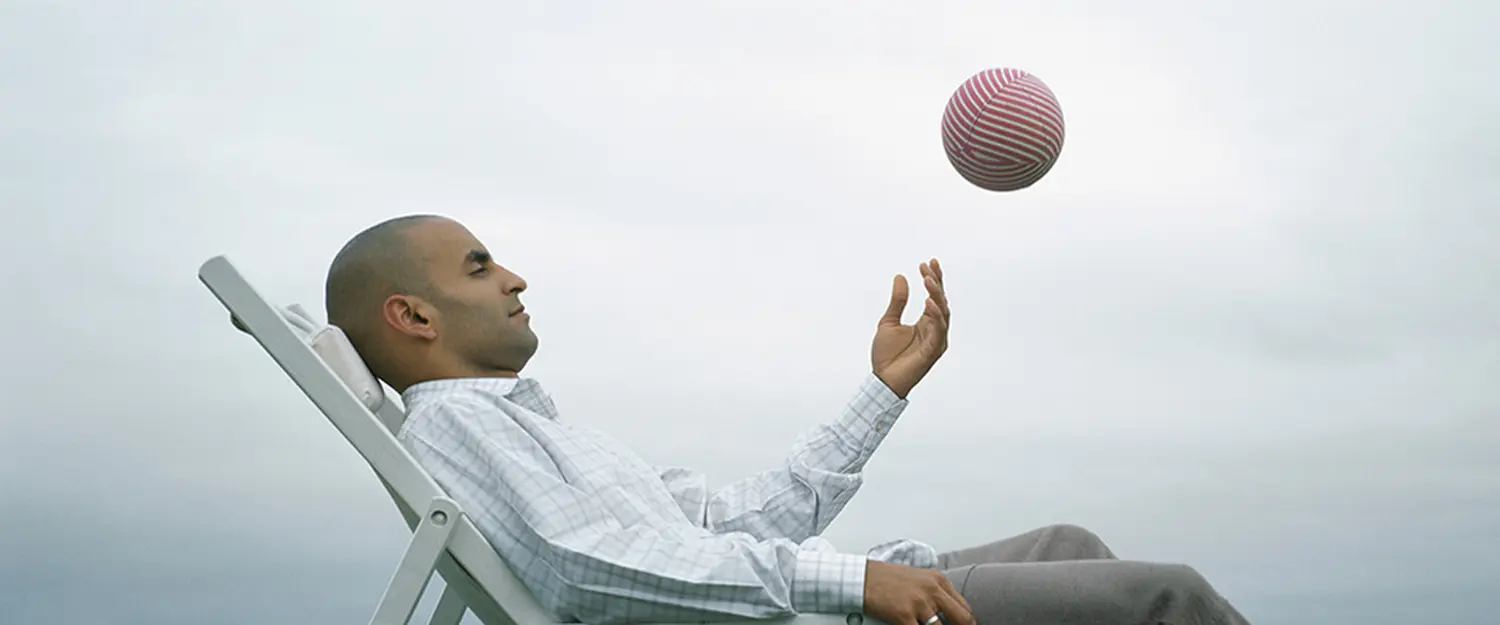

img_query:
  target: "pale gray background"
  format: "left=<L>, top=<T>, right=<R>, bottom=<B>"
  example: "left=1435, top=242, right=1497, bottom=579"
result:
left=2, top=1, right=1497, bottom=624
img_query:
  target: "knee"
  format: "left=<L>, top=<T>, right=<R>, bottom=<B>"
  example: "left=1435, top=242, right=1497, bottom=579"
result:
left=1041, top=523, right=1112, bottom=555
left=1147, top=563, right=1213, bottom=597
left=1112, top=564, right=1222, bottom=621
left=1045, top=523, right=1103, bottom=544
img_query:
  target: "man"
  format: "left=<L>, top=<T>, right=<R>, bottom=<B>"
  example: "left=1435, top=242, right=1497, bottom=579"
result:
left=324, top=215, right=1251, bottom=625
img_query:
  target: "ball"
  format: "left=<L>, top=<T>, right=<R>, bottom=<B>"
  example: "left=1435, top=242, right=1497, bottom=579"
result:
left=941, top=68, right=1065, bottom=192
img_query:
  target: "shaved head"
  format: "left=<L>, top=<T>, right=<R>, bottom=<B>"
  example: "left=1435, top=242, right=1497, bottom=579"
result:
left=324, top=215, right=444, bottom=374
left=323, top=214, right=537, bottom=390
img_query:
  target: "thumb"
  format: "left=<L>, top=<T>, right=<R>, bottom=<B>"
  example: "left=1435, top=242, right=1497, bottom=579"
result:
left=880, top=275, right=908, bottom=325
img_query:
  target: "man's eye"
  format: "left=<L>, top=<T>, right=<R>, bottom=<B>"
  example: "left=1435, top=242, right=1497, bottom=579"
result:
left=471, top=266, right=489, bottom=275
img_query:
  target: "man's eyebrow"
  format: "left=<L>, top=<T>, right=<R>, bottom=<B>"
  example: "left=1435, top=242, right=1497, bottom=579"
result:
left=465, top=249, right=492, bottom=266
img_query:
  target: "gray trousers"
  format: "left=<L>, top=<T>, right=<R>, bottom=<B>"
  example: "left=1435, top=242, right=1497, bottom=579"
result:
left=935, top=524, right=1250, bottom=625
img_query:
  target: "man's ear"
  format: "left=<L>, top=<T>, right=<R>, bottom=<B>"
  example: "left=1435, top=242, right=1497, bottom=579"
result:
left=382, top=294, right=439, bottom=340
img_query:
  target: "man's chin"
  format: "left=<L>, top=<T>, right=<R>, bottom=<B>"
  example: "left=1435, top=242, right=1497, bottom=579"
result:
left=507, top=337, right=540, bottom=371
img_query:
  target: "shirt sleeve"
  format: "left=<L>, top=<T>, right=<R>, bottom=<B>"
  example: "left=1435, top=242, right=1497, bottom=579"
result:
left=401, top=398, right=869, bottom=624
left=657, top=374, right=907, bottom=543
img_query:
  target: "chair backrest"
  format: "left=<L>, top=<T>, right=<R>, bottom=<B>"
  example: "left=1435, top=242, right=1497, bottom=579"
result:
left=237, top=301, right=406, bottom=433
left=198, top=255, right=554, bottom=625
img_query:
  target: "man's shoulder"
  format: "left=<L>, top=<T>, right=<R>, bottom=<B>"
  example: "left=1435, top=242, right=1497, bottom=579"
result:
left=398, top=389, right=495, bottom=439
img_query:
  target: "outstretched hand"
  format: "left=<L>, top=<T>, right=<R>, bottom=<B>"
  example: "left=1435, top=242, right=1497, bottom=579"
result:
left=871, top=258, right=950, bottom=398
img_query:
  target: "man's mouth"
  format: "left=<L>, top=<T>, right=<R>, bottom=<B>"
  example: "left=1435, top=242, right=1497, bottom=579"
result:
left=509, top=305, right=526, bottom=317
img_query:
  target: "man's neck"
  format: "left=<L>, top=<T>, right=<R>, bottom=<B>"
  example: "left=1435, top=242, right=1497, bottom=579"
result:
left=392, top=366, right=519, bottom=394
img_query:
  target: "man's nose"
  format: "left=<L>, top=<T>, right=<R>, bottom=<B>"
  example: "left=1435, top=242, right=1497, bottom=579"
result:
left=503, top=271, right=528, bottom=294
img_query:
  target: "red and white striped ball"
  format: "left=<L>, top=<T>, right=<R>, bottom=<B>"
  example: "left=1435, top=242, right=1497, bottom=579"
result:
left=941, top=68, right=1065, bottom=192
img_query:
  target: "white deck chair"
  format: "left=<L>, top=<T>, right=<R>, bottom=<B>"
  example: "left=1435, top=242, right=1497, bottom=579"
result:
left=197, top=255, right=876, bottom=625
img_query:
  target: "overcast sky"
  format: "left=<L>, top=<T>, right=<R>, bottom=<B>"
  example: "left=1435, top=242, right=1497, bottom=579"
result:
left=2, top=1, right=1497, bottom=624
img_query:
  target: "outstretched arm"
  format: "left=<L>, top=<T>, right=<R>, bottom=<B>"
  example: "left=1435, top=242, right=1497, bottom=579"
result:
left=656, top=374, right=907, bottom=542
left=402, top=399, right=868, bottom=624
left=661, top=258, right=951, bottom=542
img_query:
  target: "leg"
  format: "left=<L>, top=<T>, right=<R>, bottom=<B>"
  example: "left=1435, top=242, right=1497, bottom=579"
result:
left=937, top=524, right=1118, bottom=569
left=943, top=560, right=1251, bottom=625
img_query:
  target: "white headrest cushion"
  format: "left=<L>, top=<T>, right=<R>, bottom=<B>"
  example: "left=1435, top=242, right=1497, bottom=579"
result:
left=233, top=304, right=387, bottom=413
left=307, top=324, right=387, bottom=413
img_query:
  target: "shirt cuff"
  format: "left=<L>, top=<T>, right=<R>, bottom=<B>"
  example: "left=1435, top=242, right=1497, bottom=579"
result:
left=840, top=373, right=908, bottom=450
left=861, top=373, right=907, bottom=409
left=792, top=550, right=867, bottom=614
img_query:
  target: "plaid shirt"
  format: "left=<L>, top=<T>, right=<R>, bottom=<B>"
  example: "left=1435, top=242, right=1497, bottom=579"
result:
left=398, top=374, right=938, bottom=624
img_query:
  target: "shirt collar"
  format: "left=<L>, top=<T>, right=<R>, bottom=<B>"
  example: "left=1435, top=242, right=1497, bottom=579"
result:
left=401, top=376, right=559, bottom=420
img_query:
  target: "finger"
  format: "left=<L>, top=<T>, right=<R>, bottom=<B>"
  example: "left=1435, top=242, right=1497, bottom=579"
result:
left=925, top=275, right=949, bottom=318
left=931, top=257, right=944, bottom=284
left=920, top=306, right=949, bottom=349
left=920, top=297, right=949, bottom=334
left=937, top=589, right=973, bottom=625
left=880, top=274, right=909, bottom=325
left=924, top=297, right=944, bottom=324
left=932, top=585, right=974, bottom=625
left=903, top=599, right=934, bottom=625
left=923, top=287, right=949, bottom=330
left=938, top=575, right=973, bottom=618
